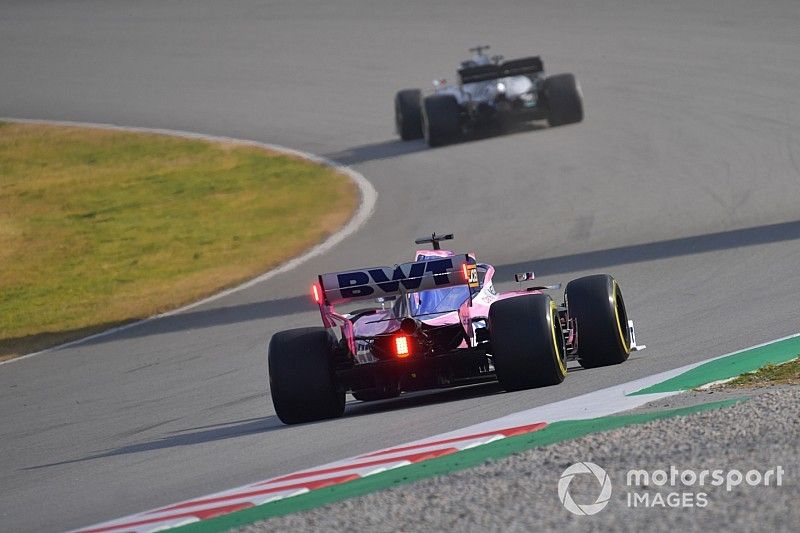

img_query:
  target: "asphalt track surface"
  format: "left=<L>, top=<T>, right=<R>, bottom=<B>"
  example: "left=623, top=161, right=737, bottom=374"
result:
left=1, top=1, right=799, bottom=531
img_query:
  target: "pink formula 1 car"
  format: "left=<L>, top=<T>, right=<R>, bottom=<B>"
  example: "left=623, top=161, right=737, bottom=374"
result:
left=268, top=233, right=644, bottom=424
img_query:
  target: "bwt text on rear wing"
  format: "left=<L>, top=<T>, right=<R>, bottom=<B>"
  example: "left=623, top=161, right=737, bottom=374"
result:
left=315, top=255, right=477, bottom=305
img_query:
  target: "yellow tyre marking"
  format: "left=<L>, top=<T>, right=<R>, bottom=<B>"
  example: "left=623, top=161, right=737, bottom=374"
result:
left=550, top=300, right=567, bottom=376
left=611, top=280, right=631, bottom=355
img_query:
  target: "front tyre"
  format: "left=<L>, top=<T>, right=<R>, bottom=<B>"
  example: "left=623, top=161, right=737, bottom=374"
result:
left=395, top=89, right=423, bottom=140
left=489, top=294, right=567, bottom=391
left=422, top=94, right=461, bottom=147
left=565, top=274, right=631, bottom=368
left=268, top=327, right=345, bottom=424
left=544, top=73, right=584, bottom=126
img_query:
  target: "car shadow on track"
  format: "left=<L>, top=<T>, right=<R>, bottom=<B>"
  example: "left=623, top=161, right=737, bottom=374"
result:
left=491, top=217, right=800, bottom=280
left=26, top=365, right=589, bottom=470
left=75, top=217, right=800, bottom=346
left=77, top=295, right=313, bottom=347
left=324, top=139, right=428, bottom=165
left=343, top=361, right=584, bottom=418
left=343, top=381, right=505, bottom=418
left=24, top=386, right=507, bottom=470
left=323, top=123, right=547, bottom=165
left=23, top=415, right=286, bottom=470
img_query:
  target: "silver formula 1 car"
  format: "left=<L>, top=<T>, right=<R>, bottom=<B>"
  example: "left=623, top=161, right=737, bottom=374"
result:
left=267, top=233, right=644, bottom=425
left=395, top=46, right=584, bottom=147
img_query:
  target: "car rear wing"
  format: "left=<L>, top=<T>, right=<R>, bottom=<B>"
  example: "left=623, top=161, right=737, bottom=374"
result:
left=500, top=56, right=543, bottom=77
left=458, top=64, right=501, bottom=84
left=317, top=255, right=477, bottom=306
left=458, top=57, right=545, bottom=85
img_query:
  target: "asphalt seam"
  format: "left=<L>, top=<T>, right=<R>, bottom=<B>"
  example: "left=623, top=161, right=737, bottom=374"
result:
left=0, top=117, right=377, bottom=366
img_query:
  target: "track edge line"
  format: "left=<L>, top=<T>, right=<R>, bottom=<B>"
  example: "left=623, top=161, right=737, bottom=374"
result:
left=0, top=117, right=377, bottom=366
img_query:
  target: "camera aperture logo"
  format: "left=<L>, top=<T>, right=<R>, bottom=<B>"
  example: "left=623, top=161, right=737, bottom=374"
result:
left=558, top=462, right=612, bottom=516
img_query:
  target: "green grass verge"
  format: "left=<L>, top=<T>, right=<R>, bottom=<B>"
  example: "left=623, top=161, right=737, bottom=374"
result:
left=723, top=357, right=800, bottom=388
left=176, top=398, right=742, bottom=533
left=630, top=335, right=800, bottom=395
left=0, top=122, right=357, bottom=358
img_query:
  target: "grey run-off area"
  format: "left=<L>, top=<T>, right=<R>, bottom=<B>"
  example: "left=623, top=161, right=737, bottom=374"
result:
left=243, top=388, right=800, bottom=532
left=1, top=0, right=799, bottom=531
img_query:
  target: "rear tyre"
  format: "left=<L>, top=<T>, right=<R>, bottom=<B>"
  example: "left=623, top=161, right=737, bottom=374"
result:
left=565, top=274, right=631, bottom=368
left=543, top=73, right=584, bottom=126
left=489, top=294, right=567, bottom=391
left=422, top=94, right=461, bottom=147
left=268, top=327, right=345, bottom=424
left=395, top=89, right=423, bottom=140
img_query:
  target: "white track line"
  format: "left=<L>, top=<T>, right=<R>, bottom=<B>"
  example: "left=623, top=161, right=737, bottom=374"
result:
left=0, top=117, right=377, bottom=366
left=75, top=332, right=800, bottom=533
left=393, top=332, right=800, bottom=441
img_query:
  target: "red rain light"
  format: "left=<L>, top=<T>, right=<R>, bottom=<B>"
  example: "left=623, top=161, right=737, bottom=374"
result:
left=395, top=336, right=410, bottom=358
left=311, top=283, right=321, bottom=304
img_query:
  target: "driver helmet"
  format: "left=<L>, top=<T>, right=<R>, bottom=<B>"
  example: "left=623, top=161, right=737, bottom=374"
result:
left=471, top=53, right=491, bottom=66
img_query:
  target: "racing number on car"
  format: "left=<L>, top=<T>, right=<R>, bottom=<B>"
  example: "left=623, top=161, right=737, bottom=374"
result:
left=466, top=264, right=479, bottom=288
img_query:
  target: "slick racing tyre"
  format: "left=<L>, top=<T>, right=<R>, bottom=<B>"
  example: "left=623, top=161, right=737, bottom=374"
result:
left=543, top=73, right=584, bottom=126
left=395, top=89, right=423, bottom=140
left=268, top=327, right=345, bottom=424
left=565, top=274, right=631, bottom=368
left=422, top=94, right=461, bottom=147
left=489, top=294, right=567, bottom=391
